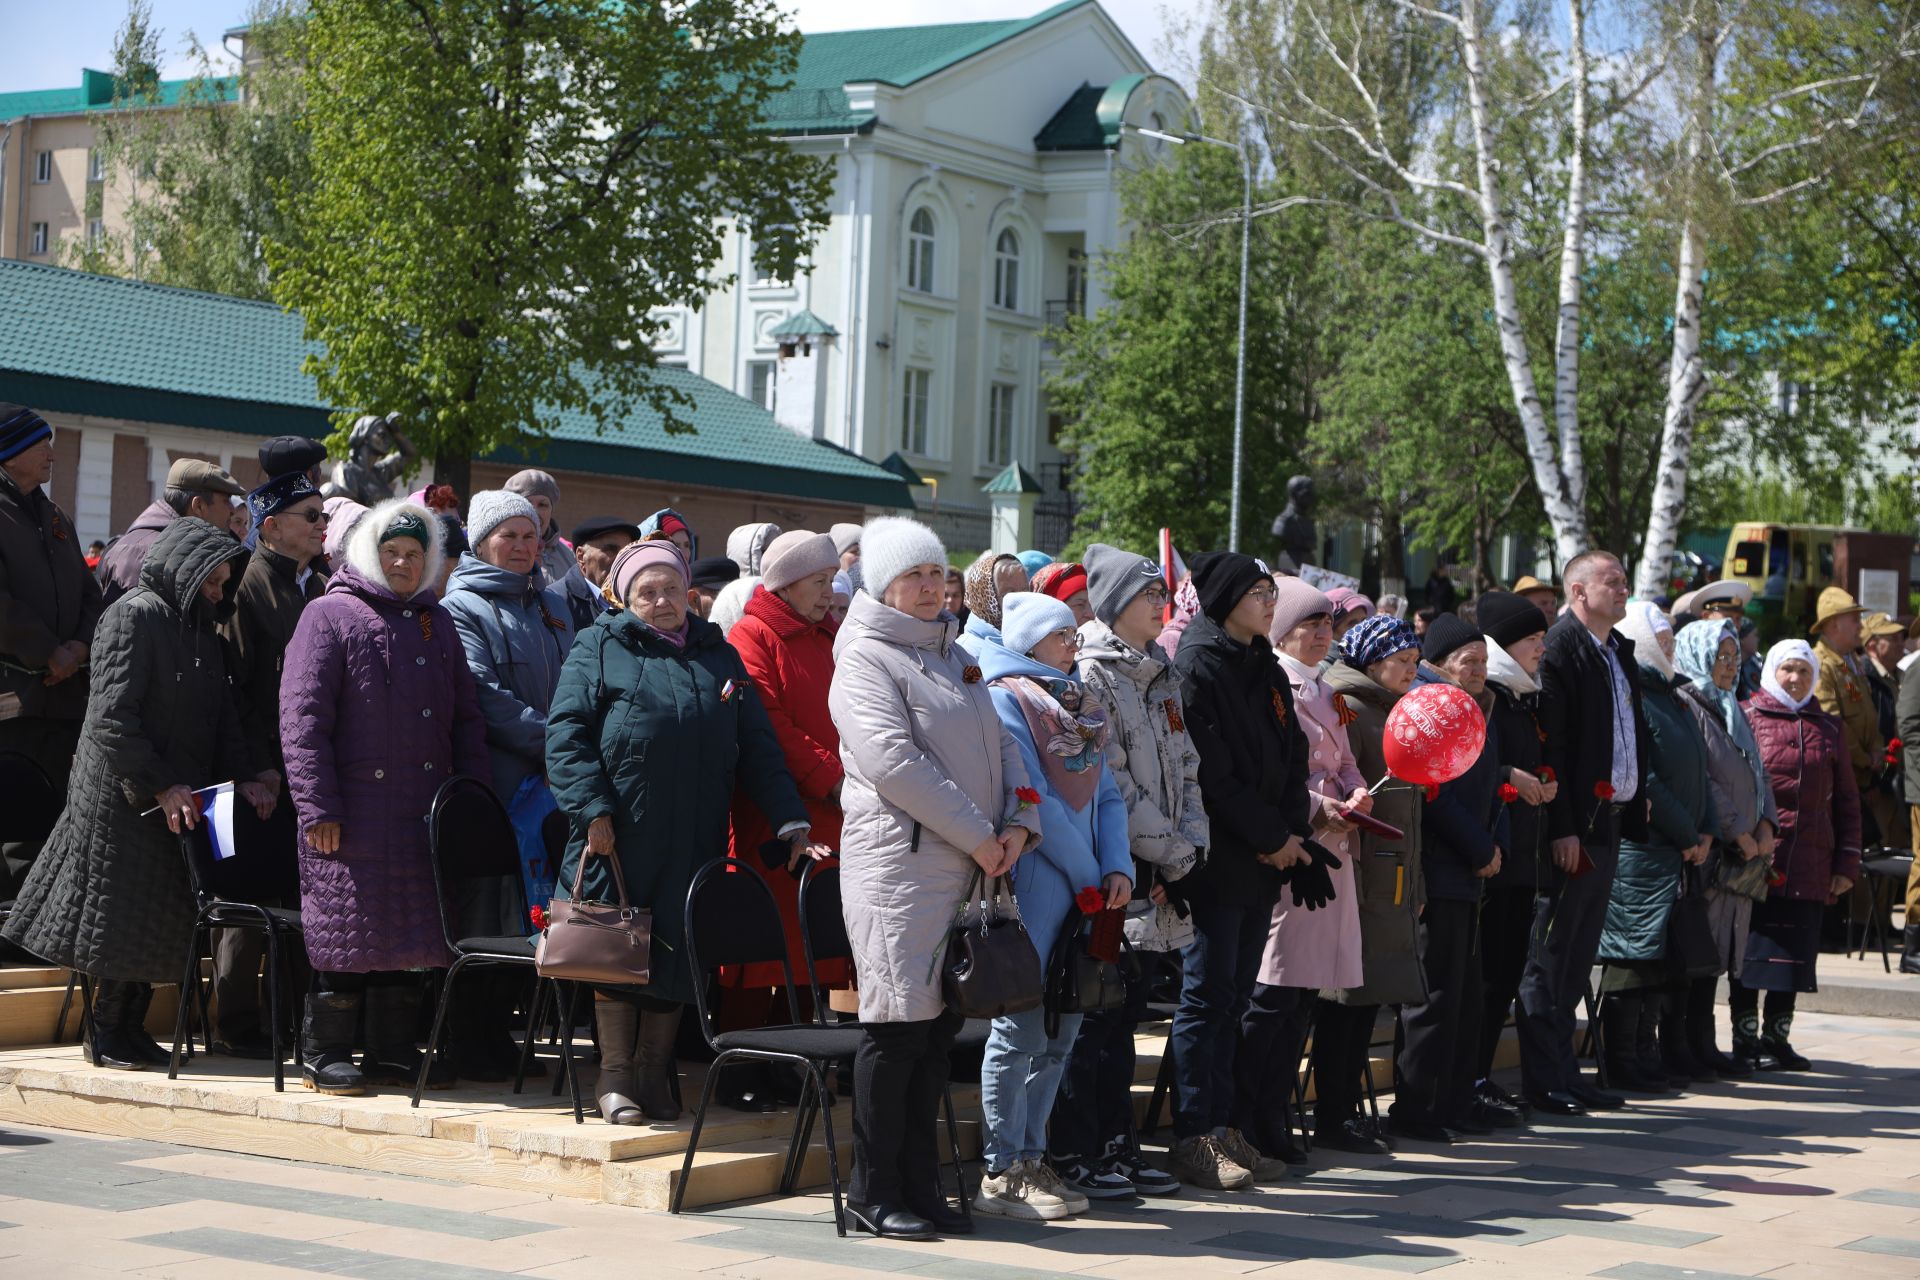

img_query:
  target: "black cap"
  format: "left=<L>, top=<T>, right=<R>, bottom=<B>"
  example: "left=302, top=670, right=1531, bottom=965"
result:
left=571, top=515, right=642, bottom=545
left=258, top=435, right=328, bottom=479
left=1189, top=551, right=1274, bottom=625
left=689, top=555, right=740, bottom=589
left=1421, top=613, right=1484, bottom=667
left=1476, top=590, right=1547, bottom=649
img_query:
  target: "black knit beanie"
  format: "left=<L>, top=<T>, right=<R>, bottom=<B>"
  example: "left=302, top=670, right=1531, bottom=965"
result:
left=1189, top=551, right=1273, bottom=625
left=1421, top=612, right=1484, bottom=667
left=1475, top=590, right=1547, bottom=650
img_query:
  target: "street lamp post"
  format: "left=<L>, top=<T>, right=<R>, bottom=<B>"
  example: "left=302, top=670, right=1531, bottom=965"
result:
left=1127, top=123, right=1253, bottom=552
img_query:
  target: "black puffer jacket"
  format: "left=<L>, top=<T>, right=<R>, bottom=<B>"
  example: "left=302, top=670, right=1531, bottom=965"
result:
left=1412, top=667, right=1509, bottom=903
left=3, top=518, right=255, bottom=981
left=1485, top=646, right=1548, bottom=889
left=1170, top=612, right=1312, bottom=906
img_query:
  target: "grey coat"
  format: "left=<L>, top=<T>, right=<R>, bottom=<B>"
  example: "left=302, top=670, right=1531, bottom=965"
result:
left=441, top=556, right=576, bottom=801
left=828, top=592, right=1041, bottom=1023
left=3, top=518, right=254, bottom=981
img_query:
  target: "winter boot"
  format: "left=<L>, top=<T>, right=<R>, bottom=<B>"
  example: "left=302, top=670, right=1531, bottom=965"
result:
left=1760, top=1008, right=1811, bottom=1072
left=1901, top=924, right=1920, bottom=976
left=1730, top=1004, right=1775, bottom=1071
left=1687, top=978, right=1748, bottom=1079
left=1658, top=987, right=1709, bottom=1083
left=122, top=983, right=174, bottom=1066
left=635, top=1006, right=684, bottom=1122
left=85, top=980, right=148, bottom=1071
left=1602, top=995, right=1665, bottom=1092
left=301, top=992, right=367, bottom=1095
left=593, top=999, right=644, bottom=1125
left=361, top=981, right=453, bottom=1088
left=1639, top=991, right=1686, bottom=1089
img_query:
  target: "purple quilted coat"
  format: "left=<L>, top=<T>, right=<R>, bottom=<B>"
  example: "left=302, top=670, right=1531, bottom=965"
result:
left=280, top=562, right=488, bottom=972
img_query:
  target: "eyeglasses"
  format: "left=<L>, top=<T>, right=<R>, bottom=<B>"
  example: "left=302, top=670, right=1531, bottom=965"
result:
left=1245, top=585, right=1279, bottom=604
left=1046, top=629, right=1083, bottom=649
left=1712, top=651, right=1740, bottom=668
left=1141, top=585, right=1171, bottom=604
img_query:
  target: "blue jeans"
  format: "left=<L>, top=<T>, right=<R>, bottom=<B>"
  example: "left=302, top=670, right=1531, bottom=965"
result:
left=980, top=1004, right=1084, bottom=1172
left=1170, top=897, right=1271, bottom=1138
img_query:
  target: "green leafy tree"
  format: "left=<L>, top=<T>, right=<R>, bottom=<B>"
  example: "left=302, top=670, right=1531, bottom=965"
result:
left=267, top=0, right=833, bottom=494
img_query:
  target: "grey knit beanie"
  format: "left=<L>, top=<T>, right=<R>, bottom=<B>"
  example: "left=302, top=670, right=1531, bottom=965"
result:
left=1085, top=542, right=1164, bottom=626
left=467, top=489, right=539, bottom=549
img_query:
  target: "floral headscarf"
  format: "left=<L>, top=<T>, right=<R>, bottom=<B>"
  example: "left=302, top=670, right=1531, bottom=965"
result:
left=964, top=550, right=1024, bottom=627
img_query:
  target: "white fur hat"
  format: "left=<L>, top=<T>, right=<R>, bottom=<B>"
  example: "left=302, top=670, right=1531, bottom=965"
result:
left=857, top=517, right=946, bottom=600
left=345, top=498, right=446, bottom=601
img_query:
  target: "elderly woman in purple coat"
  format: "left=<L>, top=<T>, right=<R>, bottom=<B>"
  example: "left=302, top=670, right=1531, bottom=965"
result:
left=281, top=499, right=488, bottom=1096
left=1231, top=579, right=1370, bottom=1164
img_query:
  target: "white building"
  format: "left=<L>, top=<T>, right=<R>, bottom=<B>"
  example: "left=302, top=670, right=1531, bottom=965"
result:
left=661, top=0, right=1188, bottom=551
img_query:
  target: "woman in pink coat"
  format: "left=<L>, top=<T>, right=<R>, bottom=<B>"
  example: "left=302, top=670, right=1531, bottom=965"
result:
left=1231, top=579, right=1371, bottom=1164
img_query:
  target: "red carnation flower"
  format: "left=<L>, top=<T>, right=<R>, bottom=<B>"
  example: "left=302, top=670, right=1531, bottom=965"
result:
left=1076, top=886, right=1105, bottom=916
left=1537, top=766, right=1556, bottom=783
left=529, top=905, right=549, bottom=932
left=1593, top=781, right=1615, bottom=801
left=1498, top=783, right=1520, bottom=804
left=1015, top=786, right=1042, bottom=807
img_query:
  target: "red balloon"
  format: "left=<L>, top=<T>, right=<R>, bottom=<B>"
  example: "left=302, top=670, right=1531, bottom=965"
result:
left=1382, top=682, right=1488, bottom=787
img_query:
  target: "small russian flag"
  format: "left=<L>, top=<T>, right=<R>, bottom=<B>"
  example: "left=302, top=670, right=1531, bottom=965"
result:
left=198, top=782, right=239, bottom=861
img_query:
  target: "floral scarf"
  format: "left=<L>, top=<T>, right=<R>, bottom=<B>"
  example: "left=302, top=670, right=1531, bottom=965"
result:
left=996, top=674, right=1110, bottom=811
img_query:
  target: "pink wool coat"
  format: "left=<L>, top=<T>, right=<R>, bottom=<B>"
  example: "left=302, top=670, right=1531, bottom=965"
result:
left=1257, top=653, right=1366, bottom=990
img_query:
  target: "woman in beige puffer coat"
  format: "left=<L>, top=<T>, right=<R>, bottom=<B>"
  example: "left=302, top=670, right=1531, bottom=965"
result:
left=828, top=517, right=1040, bottom=1240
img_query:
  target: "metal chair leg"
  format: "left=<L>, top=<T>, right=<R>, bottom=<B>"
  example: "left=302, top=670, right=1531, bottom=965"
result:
left=413, top=955, right=468, bottom=1108
left=55, top=971, right=80, bottom=1043
left=513, top=973, right=545, bottom=1094
left=1142, top=1040, right=1175, bottom=1135
left=941, top=1081, right=971, bottom=1220
left=262, top=924, right=286, bottom=1093
left=167, top=923, right=204, bottom=1080
left=810, top=1061, right=848, bottom=1238
left=671, top=1049, right=732, bottom=1215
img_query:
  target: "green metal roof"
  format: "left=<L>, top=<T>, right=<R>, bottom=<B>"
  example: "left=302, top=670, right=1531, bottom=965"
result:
left=763, top=0, right=1095, bottom=135
left=0, top=68, right=234, bottom=121
left=1035, top=74, right=1151, bottom=151
left=770, top=309, right=838, bottom=339
left=983, top=463, right=1044, bottom=494
left=0, top=259, right=910, bottom=508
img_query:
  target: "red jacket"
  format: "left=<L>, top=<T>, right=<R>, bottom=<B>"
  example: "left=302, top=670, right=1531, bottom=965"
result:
left=1743, top=688, right=1862, bottom=902
left=727, top=586, right=848, bottom=988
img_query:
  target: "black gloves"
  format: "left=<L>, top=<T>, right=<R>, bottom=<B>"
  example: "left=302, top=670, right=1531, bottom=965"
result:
left=1159, top=871, right=1193, bottom=919
left=1285, top=837, right=1343, bottom=910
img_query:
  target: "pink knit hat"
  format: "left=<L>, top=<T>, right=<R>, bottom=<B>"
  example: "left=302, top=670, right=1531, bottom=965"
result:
left=607, top=540, right=689, bottom=606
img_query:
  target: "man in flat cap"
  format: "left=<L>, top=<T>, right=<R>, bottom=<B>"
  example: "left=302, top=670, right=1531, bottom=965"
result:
left=98, top=457, right=248, bottom=606
left=0, top=404, right=103, bottom=896
left=570, top=515, right=641, bottom=593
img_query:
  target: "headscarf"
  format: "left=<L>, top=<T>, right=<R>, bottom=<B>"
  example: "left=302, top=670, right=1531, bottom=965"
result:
left=1675, top=619, right=1772, bottom=816
left=1616, top=600, right=1675, bottom=681
left=994, top=671, right=1109, bottom=812
left=1341, top=614, right=1420, bottom=671
left=1761, top=639, right=1819, bottom=712
left=607, top=541, right=691, bottom=647
left=964, top=550, right=1023, bottom=627
left=322, top=496, right=368, bottom=561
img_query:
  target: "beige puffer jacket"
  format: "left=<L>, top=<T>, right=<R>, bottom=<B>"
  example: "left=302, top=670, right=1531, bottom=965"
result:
left=829, top=591, right=1041, bottom=1023
left=1075, top=619, right=1207, bottom=950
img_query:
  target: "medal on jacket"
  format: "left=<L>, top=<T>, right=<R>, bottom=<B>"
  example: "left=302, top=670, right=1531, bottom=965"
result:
left=1163, top=698, right=1185, bottom=733
left=51, top=511, right=69, bottom=541
left=1271, top=689, right=1288, bottom=725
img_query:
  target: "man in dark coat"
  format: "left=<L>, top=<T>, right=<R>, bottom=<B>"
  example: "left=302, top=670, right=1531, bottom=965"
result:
left=98, top=457, right=247, bottom=606
left=1897, top=656, right=1920, bottom=972
left=207, top=471, right=329, bottom=1057
left=1165, top=552, right=1319, bottom=1191
left=0, top=405, right=104, bottom=899
left=3, top=517, right=275, bottom=1068
left=1518, top=551, right=1650, bottom=1115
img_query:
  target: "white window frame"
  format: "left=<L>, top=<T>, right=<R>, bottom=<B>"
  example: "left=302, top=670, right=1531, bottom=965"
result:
left=747, top=360, right=777, bottom=412
left=901, top=367, right=932, bottom=456
left=34, top=150, right=53, bottom=184
left=88, top=148, right=105, bottom=182
left=30, top=222, right=49, bottom=255
left=986, top=382, right=1018, bottom=468
left=906, top=208, right=936, bottom=294
left=87, top=218, right=105, bottom=248
left=992, top=229, right=1021, bottom=312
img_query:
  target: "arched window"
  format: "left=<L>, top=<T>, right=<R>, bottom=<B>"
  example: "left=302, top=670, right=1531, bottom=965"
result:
left=992, top=228, right=1020, bottom=310
left=906, top=208, right=936, bottom=293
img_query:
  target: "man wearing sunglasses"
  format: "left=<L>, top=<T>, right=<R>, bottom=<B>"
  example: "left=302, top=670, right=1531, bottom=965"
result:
left=207, top=470, right=330, bottom=1058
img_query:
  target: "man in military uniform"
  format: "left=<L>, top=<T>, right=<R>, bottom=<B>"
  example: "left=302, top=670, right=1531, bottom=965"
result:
left=1812, top=587, right=1888, bottom=845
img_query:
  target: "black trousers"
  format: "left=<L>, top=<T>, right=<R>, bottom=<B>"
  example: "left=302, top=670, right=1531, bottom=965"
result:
left=0, top=717, right=78, bottom=901
left=850, top=1007, right=962, bottom=1205
left=1476, top=882, right=1535, bottom=1082
left=1233, top=982, right=1311, bottom=1140
left=1517, top=838, right=1619, bottom=1096
left=1050, top=950, right=1158, bottom=1161
left=1394, top=898, right=1482, bottom=1127
left=1310, top=998, right=1379, bottom=1131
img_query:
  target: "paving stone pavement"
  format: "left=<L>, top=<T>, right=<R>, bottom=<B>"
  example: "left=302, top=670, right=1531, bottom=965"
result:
left=1, top=1007, right=1917, bottom=1278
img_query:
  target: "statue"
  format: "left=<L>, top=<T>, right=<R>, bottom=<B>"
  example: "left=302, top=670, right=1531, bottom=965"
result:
left=1271, top=474, right=1317, bottom=572
left=322, top=413, right=419, bottom=506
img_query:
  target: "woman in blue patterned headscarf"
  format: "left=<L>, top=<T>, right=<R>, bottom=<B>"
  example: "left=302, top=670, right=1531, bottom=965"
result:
left=1671, top=619, right=1778, bottom=1077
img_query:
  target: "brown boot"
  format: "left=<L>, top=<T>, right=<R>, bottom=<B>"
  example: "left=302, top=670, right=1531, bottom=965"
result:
left=635, top=1006, right=683, bottom=1122
left=592, top=999, right=643, bottom=1125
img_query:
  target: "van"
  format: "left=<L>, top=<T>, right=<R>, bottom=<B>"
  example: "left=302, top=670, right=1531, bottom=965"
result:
left=1722, top=523, right=1913, bottom=641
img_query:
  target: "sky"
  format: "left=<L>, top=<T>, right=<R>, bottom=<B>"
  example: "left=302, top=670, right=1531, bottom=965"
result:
left=0, top=0, right=1188, bottom=94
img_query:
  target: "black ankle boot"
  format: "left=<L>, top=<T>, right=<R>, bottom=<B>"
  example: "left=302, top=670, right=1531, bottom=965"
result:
left=1902, top=924, right=1920, bottom=976
left=302, top=991, right=366, bottom=1095
left=1658, top=988, right=1708, bottom=1083
left=1761, top=1010, right=1811, bottom=1072
left=1688, top=979, right=1748, bottom=1078
left=121, top=983, right=173, bottom=1066
left=1603, top=994, right=1667, bottom=1092
left=85, top=980, right=148, bottom=1071
left=361, top=981, right=452, bottom=1088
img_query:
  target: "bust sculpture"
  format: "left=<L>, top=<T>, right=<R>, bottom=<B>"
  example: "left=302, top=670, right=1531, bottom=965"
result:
left=1271, top=474, right=1317, bottom=571
left=321, top=413, right=419, bottom=506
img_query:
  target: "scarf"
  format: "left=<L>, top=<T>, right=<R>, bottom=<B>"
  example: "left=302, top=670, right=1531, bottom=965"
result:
left=1484, top=636, right=1539, bottom=695
left=1676, top=619, right=1770, bottom=809
left=964, top=550, right=1021, bottom=626
left=1761, top=639, right=1819, bottom=712
left=1277, top=651, right=1323, bottom=700
left=1616, top=600, right=1674, bottom=680
left=996, top=673, right=1110, bottom=811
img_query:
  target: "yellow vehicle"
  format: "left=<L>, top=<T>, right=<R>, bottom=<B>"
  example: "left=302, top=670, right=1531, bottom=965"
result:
left=1723, top=523, right=1912, bottom=641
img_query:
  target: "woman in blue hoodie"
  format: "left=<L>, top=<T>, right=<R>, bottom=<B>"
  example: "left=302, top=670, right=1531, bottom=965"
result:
left=974, top=592, right=1132, bottom=1222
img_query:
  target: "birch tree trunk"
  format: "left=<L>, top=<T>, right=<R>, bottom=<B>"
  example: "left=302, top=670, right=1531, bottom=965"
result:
left=1552, top=0, right=1591, bottom=517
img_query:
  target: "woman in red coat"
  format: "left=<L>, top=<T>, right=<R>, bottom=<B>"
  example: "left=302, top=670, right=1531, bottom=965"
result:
left=726, top=532, right=852, bottom=1006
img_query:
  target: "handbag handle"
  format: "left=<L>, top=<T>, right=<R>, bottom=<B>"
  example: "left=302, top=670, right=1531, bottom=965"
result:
left=571, top=840, right=634, bottom=910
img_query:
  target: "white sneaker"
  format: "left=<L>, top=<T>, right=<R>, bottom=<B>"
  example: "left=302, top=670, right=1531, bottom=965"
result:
left=973, top=1159, right=1071, bottom=1221
left=1028, top=1159, right=1092, bottom=1213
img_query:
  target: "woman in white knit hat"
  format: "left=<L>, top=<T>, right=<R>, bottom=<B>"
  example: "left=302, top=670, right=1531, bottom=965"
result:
left=828, top=517, right=1043, bottom=1241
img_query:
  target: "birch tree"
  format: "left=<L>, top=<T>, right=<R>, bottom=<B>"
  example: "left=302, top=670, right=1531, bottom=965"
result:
left=1634, top=0, right=1920, bottom=595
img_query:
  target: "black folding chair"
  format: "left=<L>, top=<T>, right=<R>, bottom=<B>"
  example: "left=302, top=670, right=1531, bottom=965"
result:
left=166, top=805, right=305, bottom=1091
left=673, top=860, right=865, bottom=1229
left=413, top=775, right=579, bottom=1112
left=797, top=861, right=972, bottom=1221
left=1852, top=849, right=1913, bottom=972
left=0, top=752, right=75, bottom=1036
left=1140, top=1000, right=1178, bottom=1134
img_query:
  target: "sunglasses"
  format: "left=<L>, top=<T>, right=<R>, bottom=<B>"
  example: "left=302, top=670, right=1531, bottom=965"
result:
left=276, top=508, right=329, bottom=525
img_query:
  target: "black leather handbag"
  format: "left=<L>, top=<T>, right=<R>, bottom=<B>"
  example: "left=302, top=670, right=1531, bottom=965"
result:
left=941, top=869, right=1044, bottom=1019
left=1045, top=913, right=1128, bottom=1035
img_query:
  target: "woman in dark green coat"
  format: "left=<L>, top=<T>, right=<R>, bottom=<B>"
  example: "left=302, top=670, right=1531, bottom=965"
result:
left=545, top=540, right=823, bottom=1126
left=1598, top=603, right=1717, bottom=1093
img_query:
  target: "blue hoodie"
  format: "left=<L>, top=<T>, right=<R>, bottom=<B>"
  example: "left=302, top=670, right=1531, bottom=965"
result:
left=957, top=612, right=1003, bottom=660
left=977, top=642, right=1132, bottom=966
left=442, top=556, right=578, bottom=800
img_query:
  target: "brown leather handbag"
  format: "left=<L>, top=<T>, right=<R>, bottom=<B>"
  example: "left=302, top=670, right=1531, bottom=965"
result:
left=534, top=852, right=651, bottom=985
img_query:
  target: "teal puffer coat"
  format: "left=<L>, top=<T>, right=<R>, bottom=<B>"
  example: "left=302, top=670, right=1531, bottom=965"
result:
left=1600, top=664, right=1719, bottom=963
left=545, top=608, right=807, bottom=1005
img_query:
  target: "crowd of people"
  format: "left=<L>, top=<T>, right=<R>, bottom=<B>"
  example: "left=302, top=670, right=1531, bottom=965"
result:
left=0, top=397, right=1906, bottom=1244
